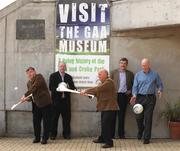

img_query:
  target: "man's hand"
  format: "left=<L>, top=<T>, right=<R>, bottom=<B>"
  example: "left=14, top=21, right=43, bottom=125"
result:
left=157, top=90, right=162, bottom=99
left=126, top=90, right=131, bottom=95
left=130, top=96, right=136, bottom=106
left=80, top=89, right=87, bottom=95
left=20, top=95, right=28, bottom=103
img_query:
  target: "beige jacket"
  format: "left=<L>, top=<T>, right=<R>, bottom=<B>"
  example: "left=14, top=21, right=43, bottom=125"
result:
left=25, top=74, right=52, bottom=108
left=86, top=78, right=119, bottom=111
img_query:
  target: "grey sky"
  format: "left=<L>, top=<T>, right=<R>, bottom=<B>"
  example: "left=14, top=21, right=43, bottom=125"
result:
left=0, top=0, right=16, bottom=10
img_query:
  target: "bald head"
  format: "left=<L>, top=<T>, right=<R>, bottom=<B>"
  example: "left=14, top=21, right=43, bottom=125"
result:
left=141, top=58, right=150, bottom=65
left=98, top=69, right=109, bottom=82
left=141, top=58, right=150, bottom=73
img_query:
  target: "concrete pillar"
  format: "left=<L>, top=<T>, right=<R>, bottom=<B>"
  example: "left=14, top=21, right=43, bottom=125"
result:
left=0, top=17, right=6, bottom=136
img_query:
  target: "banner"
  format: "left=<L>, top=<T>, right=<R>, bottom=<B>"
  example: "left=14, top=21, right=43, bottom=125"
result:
left=56, top=0, right=110, bottom=87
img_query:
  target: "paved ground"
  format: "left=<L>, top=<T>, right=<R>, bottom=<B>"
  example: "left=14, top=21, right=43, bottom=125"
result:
left=0, top=137, right=179, bottom=151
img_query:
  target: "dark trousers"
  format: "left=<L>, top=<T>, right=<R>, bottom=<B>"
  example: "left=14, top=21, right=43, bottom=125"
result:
left=32, top=103, right=52, bottom=140
left=51, top=98, right=71, bottom=138
left=136, top=94, right=156, bottom=140
left=98, top=111, right=116, bottom=146
left=112, top=93, right=128, bottom=138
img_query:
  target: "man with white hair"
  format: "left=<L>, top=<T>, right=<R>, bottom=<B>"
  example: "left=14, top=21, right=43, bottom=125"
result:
left=81, top=69, right=119, bottom=148
left=130, top=58, right=163, bottom=144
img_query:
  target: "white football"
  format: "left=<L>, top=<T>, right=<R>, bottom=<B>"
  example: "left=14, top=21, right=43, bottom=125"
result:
left=14, top=87, right=18, bottom=90
left=133, top=104, right=143, bottom=114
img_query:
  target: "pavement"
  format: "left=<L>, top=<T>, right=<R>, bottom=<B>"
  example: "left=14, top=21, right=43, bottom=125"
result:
left=0, top=137, right=179, bottom=151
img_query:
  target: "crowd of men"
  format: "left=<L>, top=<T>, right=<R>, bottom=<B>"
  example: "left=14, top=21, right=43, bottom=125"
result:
left=21, top=58, right=163, bottom=148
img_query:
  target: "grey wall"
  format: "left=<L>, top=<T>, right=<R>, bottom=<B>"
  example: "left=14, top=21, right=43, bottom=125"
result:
left=0, top=0, right=57, bottom=137
left=0, top=0, right=180, bottom=138
left=0, top=0, right=102, bottom=138
left=110, top=33, right=180, bottom=138
left=0, top=15, right=6, bottom=136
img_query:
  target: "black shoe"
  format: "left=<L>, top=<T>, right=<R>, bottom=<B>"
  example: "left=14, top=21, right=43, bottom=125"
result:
left=32, top=138, right=40, bottom=143
left=119, top=136, right=125, bottom=139
left=137, top=131, right=143, bottom=140
left=64, top=136, right=71, bottom=139
left=102, top=144, right=113, bottom=148
left=41, top=139, right=47, bottom=145
left=143, top=139, right=150, bottom=144
left=50, top=136, right=56, bottom=140
left=93, top=139, right=105, bottom=143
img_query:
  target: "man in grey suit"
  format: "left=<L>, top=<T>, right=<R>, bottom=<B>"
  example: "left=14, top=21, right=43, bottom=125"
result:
left=110, top=58, right=134, bottom=138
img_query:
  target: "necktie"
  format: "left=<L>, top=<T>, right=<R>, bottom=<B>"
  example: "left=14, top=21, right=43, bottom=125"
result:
left=61, top=74, right=65, bottom=98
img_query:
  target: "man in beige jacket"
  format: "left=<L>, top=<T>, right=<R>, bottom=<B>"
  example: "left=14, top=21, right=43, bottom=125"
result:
left=81, top=69, right=119, bottom=148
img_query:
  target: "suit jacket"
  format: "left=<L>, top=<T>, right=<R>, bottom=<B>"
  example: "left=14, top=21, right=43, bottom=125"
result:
left=49, top=71, right=76, bottom=104
left=110, top=69, right=134, bottom=94
left=25, top=74, right=52, bottom=108
left=85, top=78, right=119, bottom=112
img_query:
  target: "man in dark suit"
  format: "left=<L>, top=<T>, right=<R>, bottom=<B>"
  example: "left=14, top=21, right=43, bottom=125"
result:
left=49, top=62, right=76, bottom=140
left=21, top=67, right=52, bottom=144
left=110, top=58, right=134, bottom=139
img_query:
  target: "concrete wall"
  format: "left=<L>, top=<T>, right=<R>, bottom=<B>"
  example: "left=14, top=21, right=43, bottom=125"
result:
left=0, top=14, right=6, bottom=136
left=111, top=0, right=180, bottom=31
left=110, top=0, right=180, bottom=138
left=110, top=29, right=180, bottom=137
left=0, top=0, right=101, bottom=137
left=0, top=0, right=57, bottom=136
left=0, top=0, right=180, bottom=138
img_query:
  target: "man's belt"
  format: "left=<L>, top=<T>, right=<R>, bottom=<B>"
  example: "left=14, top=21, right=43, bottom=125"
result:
left=138, top=94, right=155, bottom=97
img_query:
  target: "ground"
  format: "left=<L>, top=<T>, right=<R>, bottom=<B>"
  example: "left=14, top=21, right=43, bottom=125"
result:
left=0, top=137, right=179, bottom=151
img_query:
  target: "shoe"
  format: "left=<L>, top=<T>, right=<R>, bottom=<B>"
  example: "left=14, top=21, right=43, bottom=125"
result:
left=64, top=136, right=71, bottom=139
left=93, top=139, right=105, bottom=143
left=50, top=136, right=56, bottom=140
left=137, top=131, right=143, bottom=140
left=32, top=138, right=40, bottom=143
left=102, top=144, right=113, bottom=148
left=143, top=139, right=150, bottom=144
left=41, top=139, right=47, bottom=145
left=119, top=136, right=125, bottom=139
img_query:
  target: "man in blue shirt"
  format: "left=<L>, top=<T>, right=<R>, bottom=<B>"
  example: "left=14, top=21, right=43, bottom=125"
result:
left=130, top=58, right=163, bottom=144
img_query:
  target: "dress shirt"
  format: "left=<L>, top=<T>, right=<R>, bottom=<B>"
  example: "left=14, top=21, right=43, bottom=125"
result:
left=132, top=69, right=163, bottom=96
left=118, top=71, right=127, bottom=93
left=59, top=72, right=65, bottom=98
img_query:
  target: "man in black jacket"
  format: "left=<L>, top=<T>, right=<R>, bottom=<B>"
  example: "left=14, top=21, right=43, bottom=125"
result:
left=49, top=62, right=76, bottom=140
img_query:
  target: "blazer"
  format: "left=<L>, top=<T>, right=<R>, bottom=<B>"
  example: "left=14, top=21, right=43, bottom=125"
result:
left=85, top=78, right=119, bottom=112
left=110, top=69, right=134, bottom=93
left=25, top=74, right=52, bottom=108
left=49, top=71, right=76, bottom=103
